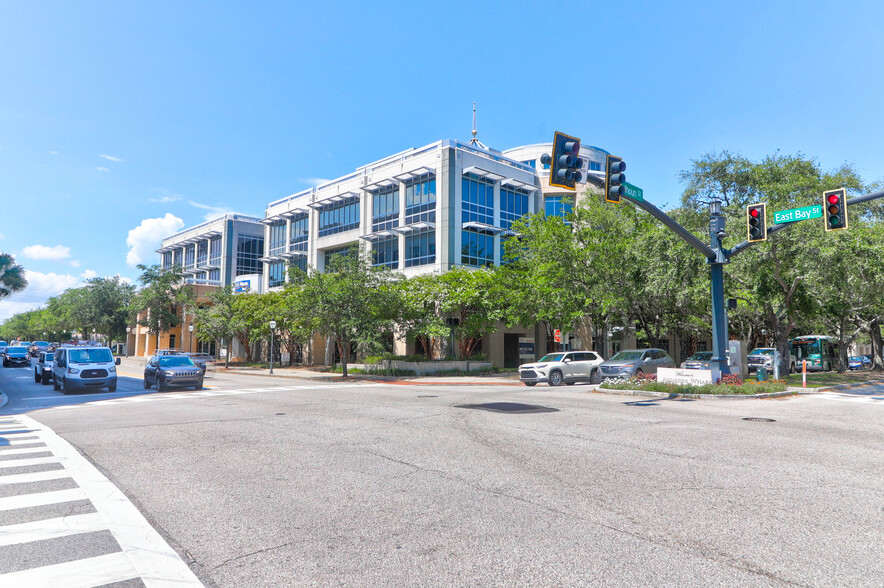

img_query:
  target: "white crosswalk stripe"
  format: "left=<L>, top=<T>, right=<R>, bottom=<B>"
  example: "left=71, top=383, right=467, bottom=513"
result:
left=0, top=415, right=204, bottom=587
left=808, top=391, right=884, bottom=404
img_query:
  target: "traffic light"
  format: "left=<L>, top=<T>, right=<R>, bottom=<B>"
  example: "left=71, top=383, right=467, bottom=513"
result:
left=746, top=203, right=767, bottom=242
left=823, top=188, right=849, bottom=231
left=549, top=131, right=583, bottom=190
left=605, top=155, right=626, bottom=203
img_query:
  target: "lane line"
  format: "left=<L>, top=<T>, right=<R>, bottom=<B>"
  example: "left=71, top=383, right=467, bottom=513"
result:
left=0, top=487, right=87, bottom=511
left=2, top=438, right=42, bottom=445
left=0, top=456, right=58, bottom=469
left=0, top=551, right=139, bottom=588
left=0, top=469, right=70, bottom=485
left=0, top=512, right=107, bottom=547
left=15, top=415, right=204, bottom=586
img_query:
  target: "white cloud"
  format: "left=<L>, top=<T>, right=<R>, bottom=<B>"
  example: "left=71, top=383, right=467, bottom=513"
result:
left=99, top=154, right=123, bottom=162
left=303, top=177, right=331, bottom=187
left=49, top=150, right=59, bottom=156
left=21, top=244, right=72, bottom=261
left=126, top=213, right=185, bottom=267
left=70, top=259, right=81, bottom=267
left=80, top=270, right=98, bottom=279
left=189, top=200, right=235, bottom=222
left=0, top=270, right=81, bottom=322
left=96, top=167, right=110, bottom=172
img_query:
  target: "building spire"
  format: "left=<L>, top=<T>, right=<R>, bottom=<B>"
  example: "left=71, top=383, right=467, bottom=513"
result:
left=468, top=101, right=488, bottom=150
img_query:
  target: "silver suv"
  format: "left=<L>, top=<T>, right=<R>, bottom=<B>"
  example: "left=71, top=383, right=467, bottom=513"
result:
left=598, top=348, right=675, bottom=380
left=52, top=346, right=120, bottom=393
left=519, top=351, right=605, bottom=387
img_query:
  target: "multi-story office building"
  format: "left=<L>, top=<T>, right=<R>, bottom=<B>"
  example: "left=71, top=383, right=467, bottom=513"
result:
left=157, top=213, right=265, bottom=287
left=259, top=139, right=612, bottom=366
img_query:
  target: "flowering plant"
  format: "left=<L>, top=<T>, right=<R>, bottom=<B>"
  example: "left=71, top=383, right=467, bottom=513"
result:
left=718, top=374, right=743, bottom=386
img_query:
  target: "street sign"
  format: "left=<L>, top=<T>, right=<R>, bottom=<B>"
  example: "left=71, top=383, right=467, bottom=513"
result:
left=773, top=205, right=822, bottom=224
left=623, top=182, right=643, bottom=202
left=554, top=329, right=562, bottom=343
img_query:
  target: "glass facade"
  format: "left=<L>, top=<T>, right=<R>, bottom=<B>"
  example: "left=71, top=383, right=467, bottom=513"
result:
left=197, top=241, right=208, bottom=266
left=209, top=237, right=222, bottom=265
left=289, top=257, right=307, bottom=275
left=162, top=251, right=173, bottom=269
left=318, top=200, right=360, bottom=237
left=500, top=186, right=529, bottom=230
left=290, top=215, right=309, bottom=252
left=462, top=174, right=494, bottom=225
left=405, top=174, right=436, bottom=225
left=323, top=245, right=354, bottom=269
left=236, top=235, right=264, bottom=276
left=268, top=260, right=286, bottom=288
left=372, top=237, right=399, bottom=269
left=545, top=195, right=573, bottom=219
left=269, top=222, right=286, bottom=256
left=184, top=245, right=195, bottom=269
left=405, top=230, right=435, bottom=267
left=461, top=230, right=494, bottom=267
left=372, top=185, right=400, bottom=232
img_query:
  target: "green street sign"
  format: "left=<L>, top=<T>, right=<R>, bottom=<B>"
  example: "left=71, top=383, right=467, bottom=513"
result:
left=623, top=182, right=643, bottom=202
left=773, top=205, right=822, bottom=224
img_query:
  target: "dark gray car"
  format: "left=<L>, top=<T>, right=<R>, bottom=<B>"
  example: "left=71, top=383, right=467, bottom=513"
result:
left=144, top=355, right=204, bottom=391
left=3, top=346, right=30, bottom=367
left=598, top=348, right=675, bottom=380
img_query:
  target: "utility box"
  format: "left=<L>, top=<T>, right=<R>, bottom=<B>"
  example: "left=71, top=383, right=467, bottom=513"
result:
left=728, top=340, right=748, bottom=378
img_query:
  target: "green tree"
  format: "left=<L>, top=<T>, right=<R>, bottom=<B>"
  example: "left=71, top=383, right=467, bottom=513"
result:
left=393, top=273, right=448, bottom=359
left=436, top=266, right=506, bottom=359
left=0, top=253, right=27, bottom=300
left=132, top=264, right=192, bottom=352
left=194, top=285, right=238, bottom=368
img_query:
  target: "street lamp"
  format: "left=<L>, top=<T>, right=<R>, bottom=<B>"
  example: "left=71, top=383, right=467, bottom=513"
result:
left=269, top=320, right=277, bottom=374
left=126, top=326, right=131, bottom=358
left=188, top=324, right=194, bottom=353
left=92, top=328, right=96, bottom=344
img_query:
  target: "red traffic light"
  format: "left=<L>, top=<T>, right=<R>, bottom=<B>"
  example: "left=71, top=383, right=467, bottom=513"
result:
left=827, top=194, right=839, bottom=205
left=749, top=208, right=759, bottom=218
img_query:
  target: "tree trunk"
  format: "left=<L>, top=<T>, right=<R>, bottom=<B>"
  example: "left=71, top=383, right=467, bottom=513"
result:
left=339, top=337, right=348, bottom=378
left=573, top=315, right=594, bottom=351
left=870, top=319, right=883, bottom=371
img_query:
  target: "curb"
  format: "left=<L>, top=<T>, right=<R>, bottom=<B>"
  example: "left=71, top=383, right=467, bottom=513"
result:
left=591, top=388, right=801, bottom=400
left=817, top=378, right=884, bottom=393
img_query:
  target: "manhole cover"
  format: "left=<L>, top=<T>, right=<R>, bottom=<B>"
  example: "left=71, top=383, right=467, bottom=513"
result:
left=456, top=402, right=559, bottom=414
left=743, top=417, right=776, bottom=422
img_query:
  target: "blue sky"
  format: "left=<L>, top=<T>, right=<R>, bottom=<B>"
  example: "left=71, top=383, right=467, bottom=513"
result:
left=2, top=0, right=882, bottom=321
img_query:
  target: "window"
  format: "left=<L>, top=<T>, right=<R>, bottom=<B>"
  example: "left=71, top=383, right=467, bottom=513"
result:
left=521, top=159, right=536, bottom=169
left=589, top=161, right=602, bottom=172
left=269, top=222, right=286, bottom=256
left=196, top=241, right=208, bottom=266
left=184, top=245, right=195, bottom=269
left=372, top=237, right=399, bottom=269
left=323, top=245, right=355, bottom=270
left=461, top=229, right=494, bottom=267
left=318, top=200, right=360, bottom=237
left=289, top=257, right=307, bottom=275
left=208, top=269, right=220, bottom=282
left=289, top=215, right=308, bottom=252
left=462, top=174, right=494, bottom=225
left=268, top=261, right=286, bottom=288
left=236, top=235, right=264, bottom=276
left=500, top=186, right=529, bottom=230
left=372, top=185, right=400, bottom=232
left=405, top=174, right=436, bottom=225
left=545, top=195, right=573, bottom=219
left=162, top=251, right=172, bottom=269
left=405, top=230, right=435, bottom=267
left=209, top=237, right=222, bottom=265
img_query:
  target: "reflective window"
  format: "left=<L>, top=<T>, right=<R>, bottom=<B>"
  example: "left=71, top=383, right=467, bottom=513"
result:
left=500, top=186, right=529, bottom=230
left=236, top=235, right=264, bottom=276
left=462, top=174, right=494, bottom=225
left=461, top=229, right=494, bottom=267
left=372, top=237, right=399, bottom=269
left=545, top=195, right=573, bottom=219
left=269, top=222, right=286, bottom=256
left=405, top=230, right=435, bottom=267
left=372, top=185, right=400, bottom=232
left=268, top=261, right=286, bottom=288
left=319, top=200, right=360, bottom=237
left=289, top=215, right=309, bottom=252
left=405, top=174, right=436, bottom=225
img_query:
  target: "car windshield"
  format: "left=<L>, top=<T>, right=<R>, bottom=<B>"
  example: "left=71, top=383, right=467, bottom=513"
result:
left=68, top=349, right=113, bottom=363
left=689, top=352, right=713, bottom=361
left=7, top=347, right=27, bottom=353
left=749, top=349, right=775, bottom=356
left=537, top=353, right=565, bottom=362
left=0, top=341, right=7, bottom=346
left=33, top=341, right=49, bottom=346
left=159, top=356, right=196, bottom=367
left=610, top=351, right=644, bottom=361
left=45, top=353, right=55, bottom=361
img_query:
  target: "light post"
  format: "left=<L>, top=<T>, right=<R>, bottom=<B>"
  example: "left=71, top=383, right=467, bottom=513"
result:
left=188, top=324, right=194, bottom=353
left=126, top=326, right=131, bottom=357
left=269, top=320, right=277, bottom=374
left=92, top=328, right=96, bottom=345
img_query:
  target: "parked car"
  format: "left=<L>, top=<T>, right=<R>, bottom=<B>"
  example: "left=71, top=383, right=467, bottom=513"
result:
left=29, top=341, right=51, bottom=357
left=680, top=351, right=714, bottom=369
left=2, top=345, right=30, bottom=367
left=848, top=356, right=872, bottom=371
left=34, top=351, right=55, bottom=384
left=143, top=355, right=204, bottom=391
left=519, top=351, right=605, bottom=387
left=52, top=346, right=120, bottom=393
left=0, top=340, right=8, bottom=356
left=184, top=352, right=215, bottom=374
left=598, top=348, right=676, bottom=380
left=156, top=348, right=184, bottom=356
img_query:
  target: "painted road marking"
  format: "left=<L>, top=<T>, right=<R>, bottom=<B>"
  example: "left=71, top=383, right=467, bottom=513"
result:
left=0, top=469, right=70, bottom=485
left=0, top=446, right=51, bottom=456
left=0, top=487, right=87, bottom=511
left=0, top=512, right=107, bottom=547
left=0, top=551, right=139, bottom=587
left=0, top=456, right=58, bottom=469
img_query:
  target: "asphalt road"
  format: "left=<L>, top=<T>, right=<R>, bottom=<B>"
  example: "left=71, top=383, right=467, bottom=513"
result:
left=1, top=362, right=882, bottom=587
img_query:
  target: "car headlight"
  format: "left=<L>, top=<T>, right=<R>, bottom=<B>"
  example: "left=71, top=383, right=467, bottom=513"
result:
left=68, top=368, right=80, bottom=374
left=108, top=366, right=116, bottom=373
left=164, top=370, right=176, bottom=376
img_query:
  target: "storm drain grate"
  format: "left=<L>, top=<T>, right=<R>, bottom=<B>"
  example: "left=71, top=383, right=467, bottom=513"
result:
left=743, top=417, right=776, bottom=422
left=456, top=402, right=559, bottom=414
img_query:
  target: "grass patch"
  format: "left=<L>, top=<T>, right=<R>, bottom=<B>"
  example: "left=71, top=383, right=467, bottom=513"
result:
left=781, top=370, right=883, bottom=387
left=600, top=377, right=789, bottom=395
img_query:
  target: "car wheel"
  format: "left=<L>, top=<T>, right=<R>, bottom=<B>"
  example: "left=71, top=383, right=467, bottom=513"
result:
left=42, top=374, right=50, bottom=385
left=523, top=382, right=536, bottom=387
left=34, top=370, right=40, bottom=383
left=143, top=377, right=151, bottom=389
left=590, top=369, right=601, bottom=384
left=195, top=379, right=204, bottom=390
left=107, top=381, right=117, bottom=392
left=548, top=370, right=563, bottom=387
left=157, top=377, right=166, bottom=392
left=53, top=376, right=60, bottom=391
left=60, top=377, right=68, bottom=395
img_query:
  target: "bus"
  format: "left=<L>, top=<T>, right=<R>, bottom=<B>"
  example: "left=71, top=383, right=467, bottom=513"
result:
left=790, top=335, right=839, bottom=372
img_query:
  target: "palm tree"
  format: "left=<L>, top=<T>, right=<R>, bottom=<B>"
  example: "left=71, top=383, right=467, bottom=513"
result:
left=0, top=253, right=27, bottom=299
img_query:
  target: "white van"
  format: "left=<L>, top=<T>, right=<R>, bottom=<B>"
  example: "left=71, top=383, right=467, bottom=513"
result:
left=52, top=346, right=120, bottom=393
